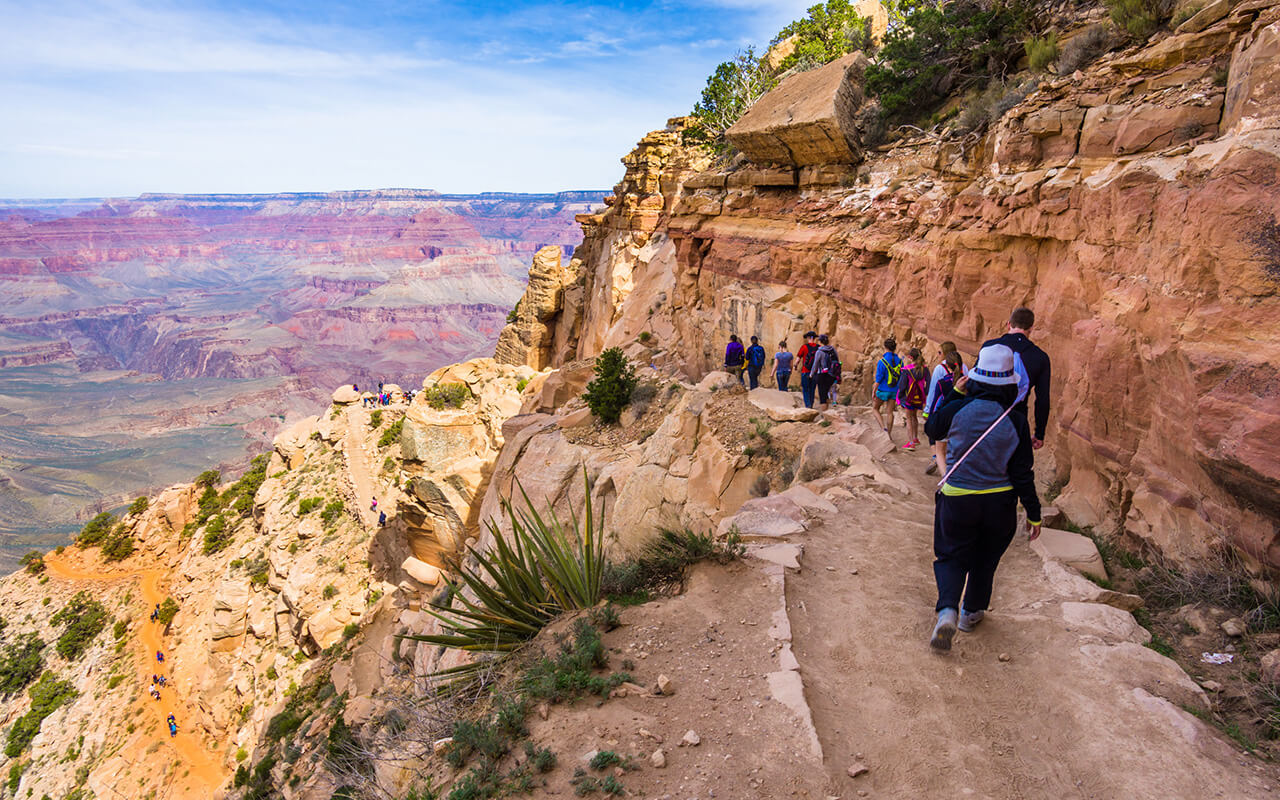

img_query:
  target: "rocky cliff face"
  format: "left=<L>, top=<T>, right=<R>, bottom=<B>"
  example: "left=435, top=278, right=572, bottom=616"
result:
left=498, top=5, right=1280, bottom=569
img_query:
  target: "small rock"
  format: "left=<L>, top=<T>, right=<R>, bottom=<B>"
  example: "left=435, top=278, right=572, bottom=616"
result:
left=847, top=763, right=869, bottom=778
left=432, top=737, right=453, bottom=756
left=535, top=702, right=550, bottom=720
left=1200, top=680, right=1223, bottom=693
left=1260, top=649, right=1280, bottom=687
left=850, top=569, right=858, bottom=575
left=650, top=748, right=666, bottom=768
left=1221, top=618, right=1246, bottom=637
left=858, top=791, right=869, bottom=798
left=655, top=674, right=674, bottom=696
left=826, top=566, right=836, bottom=571
left=998, top=653, right=1011, bottom=662
left=622, top=681, right=649, bottom=695
left=681, top=730, right=701, bottom=747
left=638, top=728, right=663, bottom=743
left=614, top=767, right=626, bottom=779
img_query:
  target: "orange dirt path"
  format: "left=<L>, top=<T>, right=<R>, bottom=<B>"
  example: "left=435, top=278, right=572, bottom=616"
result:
left=44, top=552, right=226, bottom=798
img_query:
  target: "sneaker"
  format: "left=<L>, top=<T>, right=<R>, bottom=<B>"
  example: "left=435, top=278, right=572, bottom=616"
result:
left=902, top=440, right=916, bottom=451
left=930, top=608, right=958, bottom=651
left=925, top=460, right=939, bottom=475
left=958, top=609, right=985, bottom=633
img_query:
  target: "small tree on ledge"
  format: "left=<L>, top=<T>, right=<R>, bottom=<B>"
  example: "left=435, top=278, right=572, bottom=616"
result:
left=583, top=348, right=638, bottom=424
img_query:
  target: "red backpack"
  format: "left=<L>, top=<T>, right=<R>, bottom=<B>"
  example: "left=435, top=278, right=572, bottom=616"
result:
left=900, top=367, right=927, bottom=407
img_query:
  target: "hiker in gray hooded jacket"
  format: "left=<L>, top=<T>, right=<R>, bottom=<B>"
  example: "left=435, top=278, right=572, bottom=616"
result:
left=922, top=343, right=1041, bottom=652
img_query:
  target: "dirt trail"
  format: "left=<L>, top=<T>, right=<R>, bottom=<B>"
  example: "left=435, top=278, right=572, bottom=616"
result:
left=343, top=405, right=391, bottom=530
left=783, top=413, right=1278, bottom=798
left=44, top=553, right=225, bottom=799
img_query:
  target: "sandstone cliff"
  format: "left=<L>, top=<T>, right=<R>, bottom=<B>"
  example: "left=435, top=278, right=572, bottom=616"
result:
left=496, top=4, right=1280, bottom=570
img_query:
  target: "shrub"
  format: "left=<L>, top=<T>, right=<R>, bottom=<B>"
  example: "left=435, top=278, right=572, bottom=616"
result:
left=77, top=512, right=116, bottom=546
left=407, top=473, right=606, bottom=681
left=196, top=485, right=222, bottom=524
left=101, top=530, right=135, bottom=562
left=506, top=300, right=520, bottom=323
left=19, top=551, right=44, bottom=575
left=601, top=528, right=745, bottom=601
left=323, top=584, right=338, bottom=600
left=424, top=383, right=471, bottom=410
left=1024, top=32, right=1058, bottom=71
left=770, top=0, right=874, bottom=73
left=378, top=417, right=405, bottom=448
left=369, top=410, right=383, bottom=429
left=1057, top=24, right=1112, bottom=74
left=342, top=622, right=360, bottom=640
left=1107, top=0, right=1170, bottom=40
left=865, top=0, right=1032, bottom=124
left=51, top=592, right=109, bottom=660
left=516, top=377, right=530, bottom=393
left=113, top=619, right=128, bottom=639
left=157, top=597, right=179, bottom=625
left=298, top=497, right=323, bottom=515
left=583, top=348, right=638, bottom=425
left=320, top=500, right=345, bottom=527
left=202, top=515, right=234, bottom=555
left=0, top=634, right=45, bottom=696
left=956, top=77, right=1038, bottom=133
left=195, top=469, right=221, bottom=488
left=127, top=496, right=149, bottom=516
left=688, top=47, right=776, bottom=151
left=4, top=672, right=76, bottom=757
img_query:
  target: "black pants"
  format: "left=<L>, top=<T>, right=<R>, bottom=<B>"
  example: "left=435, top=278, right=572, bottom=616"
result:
left=815, top=374, right=836, bottom=404
left=747, top=366, right=762, bottom=389
left=933, top=490, right=1017, bottom=613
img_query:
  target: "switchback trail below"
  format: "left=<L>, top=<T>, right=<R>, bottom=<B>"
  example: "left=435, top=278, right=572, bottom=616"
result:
left=44, top=552, right=225, bottom=799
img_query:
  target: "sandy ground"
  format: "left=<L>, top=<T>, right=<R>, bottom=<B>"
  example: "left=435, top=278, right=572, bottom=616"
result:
left=44, top=552, right=226, bottom=799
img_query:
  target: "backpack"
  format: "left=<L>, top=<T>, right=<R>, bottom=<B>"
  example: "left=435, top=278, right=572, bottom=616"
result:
left=900, top=367, right=927, bottom=407
left=928, top=371, right=955, bottom=415
left=830, top=354, right=842, bottom=382
left=747, top=345, right=766, bottom=368
left=879, top=355, right=902, bottom=388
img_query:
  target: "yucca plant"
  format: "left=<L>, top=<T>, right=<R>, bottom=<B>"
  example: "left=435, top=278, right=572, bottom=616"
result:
left=405, top=470, right=607, bottom=683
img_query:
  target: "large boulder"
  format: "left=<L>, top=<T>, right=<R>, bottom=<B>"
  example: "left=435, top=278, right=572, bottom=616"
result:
left=332, top=384, right=360, bottom=404
left=726, top=52, right=869, bottom=167
left=747, top=387, right=819, bottom=422
left=1223, top=17, right=1280, bottom=134
left=1031, top=528, right=1109, bottom=583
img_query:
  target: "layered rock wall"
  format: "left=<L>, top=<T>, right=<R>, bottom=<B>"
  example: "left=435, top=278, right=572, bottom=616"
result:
left=497, top=7, right=1280, bottom=568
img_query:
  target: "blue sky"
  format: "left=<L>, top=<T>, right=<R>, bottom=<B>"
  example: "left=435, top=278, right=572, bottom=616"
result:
left=0, top=0, right=811, bottom=197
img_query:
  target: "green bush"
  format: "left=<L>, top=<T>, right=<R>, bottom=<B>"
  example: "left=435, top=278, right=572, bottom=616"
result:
left=369, top=410, right=383, bottom=429
left=4, top=673, right=76, bottom=757
left=101, top=529, right=135, bottom=562
left=7, top=760, right=25, bottom=793
left=0, top=634, right=45, bottom=696
left=19, top=551, right=44, bottom=575
left=601, top=528, right=744, bottom=601
left=322, top=584, right=338, bottom=600
left=688, top=47, right=776, bottom=151
left=1056, top=23, right=1112, bottom=74
left=298, top=497, right=323, bottom=515
left=320, top=500, right=345, bottom=527
left=157, top=597, right=179, bottom=625
left=51, top=592, right=109, bottom=660
left=195, top=469, right=221, bottom=488
left=1107, top=0, right=1169, bottom=39
left=77, top=512, right=116, bottom=546
left=1024, top=32, right=1058, bottom=71
left=865, top=0, right=1031, bottom=124
left=127, top=496, right=149, bottom=516
left=202, top=515, right=234, bottom=555
left=113, top=619, right=128, bottom=639
left=424, top=384, right=470, bottom=410
left=196, top=485, right=223, bottom=524
left=408, top=472, right=606, bottom=681
left=771, top=0, right=874, bottom=73
left=378, top=417, right=405, bottom=448
left=506, top=300, right=521, bottom=323
left=583, top=348, right=637, bottom=425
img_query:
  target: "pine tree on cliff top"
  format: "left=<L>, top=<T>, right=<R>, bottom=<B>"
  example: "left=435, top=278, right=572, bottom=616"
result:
left=584, top=348, right=638, bottom=425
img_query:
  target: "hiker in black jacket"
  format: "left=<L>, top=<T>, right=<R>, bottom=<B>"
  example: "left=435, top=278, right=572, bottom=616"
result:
left=983, top=306, right=1050, bottom=449
left=923, top=344, right=1042, bottom=652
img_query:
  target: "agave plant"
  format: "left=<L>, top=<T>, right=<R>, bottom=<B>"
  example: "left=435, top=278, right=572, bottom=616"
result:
left=405, top=470, right=607, bottom=681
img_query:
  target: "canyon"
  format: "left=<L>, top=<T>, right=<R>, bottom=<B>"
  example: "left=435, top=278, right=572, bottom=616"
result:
left=0, top=190, right=598, bottom=564
left=1, top=2, right=1279, bottom=799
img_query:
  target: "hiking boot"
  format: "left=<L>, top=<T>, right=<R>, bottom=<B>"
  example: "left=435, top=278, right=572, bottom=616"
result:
left=958, top=609, right=985, bottom=633
left=925, top=460, right=939, bottom=475
left=930, top=608, right=958, bottom=651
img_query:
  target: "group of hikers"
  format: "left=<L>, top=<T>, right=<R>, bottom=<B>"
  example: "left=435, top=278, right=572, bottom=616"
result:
left=356, top=382, right=413, bottom=408
left=724, top=307, right=1052, bottom=652
left=148, top=605, right=179, bottom=735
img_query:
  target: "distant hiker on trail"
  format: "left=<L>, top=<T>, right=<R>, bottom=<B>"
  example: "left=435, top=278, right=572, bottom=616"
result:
left=896, top=347, right=928, bottom=451
left=378, top=510, right=386, bottom=526
left=924, top=347, right=966, bottom=476
left=745, top=336, right=766, bottom=390
left=796, top=331, right=819, bottom=408
left=167, top=715, right=178, bottom=737
left=150, top=686, right=161, bottom=701
left=772, top=340, right=794, bottom=391
left=156, top=651, right=164, bottom=663
left=982, top=307, right=1051, bottom=450
left=924, top=344, right=1041, bottom=652
left=809, top=334, right=841, bottom=412
left=370, top=498, right=378, bottom=512
left=872, top=338, right=903, bottom=438
left=724, top=335, right=746, bottom=384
